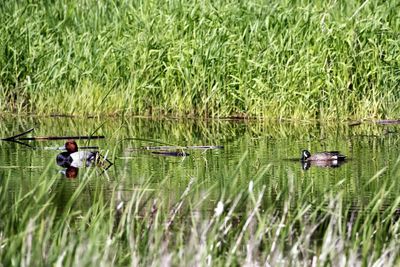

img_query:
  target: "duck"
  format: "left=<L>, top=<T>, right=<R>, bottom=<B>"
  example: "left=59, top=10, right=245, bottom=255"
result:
left=56, top=139, right=98, bottom=168
left=301, top=150, right=346, bottom=162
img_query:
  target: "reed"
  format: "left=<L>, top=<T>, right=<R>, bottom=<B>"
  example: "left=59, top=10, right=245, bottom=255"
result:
left=1, top=0, right=399, bottom=119
left=0, top=156, right=399, bottom=266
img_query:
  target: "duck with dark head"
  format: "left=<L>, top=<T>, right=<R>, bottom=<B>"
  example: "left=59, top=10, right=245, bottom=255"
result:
left=301, top=150, right=346, bottom=161
left=301, top=150, right=346, bottom=170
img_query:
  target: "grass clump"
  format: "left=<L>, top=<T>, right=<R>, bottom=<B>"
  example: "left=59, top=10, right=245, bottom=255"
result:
left=1, top=158, right=399, bottom=266
left=0, top=0, right=400, bottom=119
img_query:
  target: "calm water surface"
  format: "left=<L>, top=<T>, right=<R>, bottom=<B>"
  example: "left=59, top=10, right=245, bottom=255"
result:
left=1, top=117, right=399, bottom=213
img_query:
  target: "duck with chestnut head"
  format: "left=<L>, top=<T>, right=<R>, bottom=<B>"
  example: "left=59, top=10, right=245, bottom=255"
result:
left=56, top=139, right=99, bottom=168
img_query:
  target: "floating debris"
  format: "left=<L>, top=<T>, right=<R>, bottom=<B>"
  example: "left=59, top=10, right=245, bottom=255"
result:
left=127, top=145, right=224, bottom=152
left=151, top=151, right=189, bottom=157
left=1, top=128, right=105, bottom=141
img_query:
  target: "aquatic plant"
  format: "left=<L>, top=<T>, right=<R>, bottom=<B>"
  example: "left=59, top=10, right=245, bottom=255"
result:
left=0, top=156, right=399, bottom=266
left=1, top=0, right=400, bottom=119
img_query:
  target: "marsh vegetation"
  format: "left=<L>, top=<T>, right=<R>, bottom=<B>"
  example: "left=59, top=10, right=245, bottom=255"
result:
left=1, top=0, right=400, bottom=265
left=1, top=0, right=400, bottom=119
left=0, top=118, right=400, bottom=265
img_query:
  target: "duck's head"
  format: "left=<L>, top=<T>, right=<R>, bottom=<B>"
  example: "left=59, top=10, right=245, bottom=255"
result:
left=301, top=150, right=311, bottom=160
left=65, top=139, right=78, bottom=153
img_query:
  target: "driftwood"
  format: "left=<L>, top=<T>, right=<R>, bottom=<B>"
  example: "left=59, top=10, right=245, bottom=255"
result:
left=349, top=119, right=400, bottom=126
left=127, top=145, right=224, bottom=152
left=126, top=145, right=223, bottom=157
left=151, top=151, right=189, bottom=157
left=1, top=128, right=105, bottom=141
left=375, top=119, right=400, bottom=125
left=43, top=146, right=100, bottom=151
left=18, top=135, right=105, bottom=141
left=348, top=121, right=362, bottom=127
left=1, top=128, right=35, bottom=141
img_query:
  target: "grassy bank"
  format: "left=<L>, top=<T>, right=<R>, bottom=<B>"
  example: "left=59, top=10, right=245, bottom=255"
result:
left=1, top=0, right=400, bottom=119
left=1, top=158, right=399, bottom=266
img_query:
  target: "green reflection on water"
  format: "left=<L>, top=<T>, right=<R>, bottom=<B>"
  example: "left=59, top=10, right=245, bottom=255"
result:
left=0, top=117, right=399, bottom=213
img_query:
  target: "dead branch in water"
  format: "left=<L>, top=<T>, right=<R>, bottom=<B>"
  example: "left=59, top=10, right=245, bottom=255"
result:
left=18, top=135, right=105, bottom=141
left=375, top=119, right=400, bottom=125
left=1, top=128, right=34, bottom=141
left=42, top=146, right=100, bottom=151
left=348, top=119, right=400, bottom=126
left=127, top=145, right=224, bottom=152
left=1, top=128, right=105, bottom=141
left=151, top=151, right=189, bottom=157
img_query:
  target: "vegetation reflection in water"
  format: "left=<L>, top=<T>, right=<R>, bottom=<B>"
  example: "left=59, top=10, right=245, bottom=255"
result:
left=0, top=117, right=399, bottom=265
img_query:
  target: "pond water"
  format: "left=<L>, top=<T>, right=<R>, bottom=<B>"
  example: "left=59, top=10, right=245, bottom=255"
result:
left=1, top=117, right=400, bottom=214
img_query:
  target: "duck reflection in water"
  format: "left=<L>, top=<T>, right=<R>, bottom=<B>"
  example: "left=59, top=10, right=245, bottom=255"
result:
left=63, top=166, right=79, bottom=179
left=56, top=151, right=80, bottom=178
left=56, top=139, right=112, bottom=178
left=301, top=159, right=346, bottom=170
left=300, top=150, right=346, bottom=170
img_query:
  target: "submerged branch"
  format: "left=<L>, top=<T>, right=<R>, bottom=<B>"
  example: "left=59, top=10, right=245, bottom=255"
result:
left=42, top=146, right=100, bottom=151
left=375, top=119, right=400, bottom=125
left=127, top=145, right=224, bottom=152
left=1, top=128, right=34, bottom=141
left=1, top=128, right=105, bottom=142
left=18, top=135, right=105, bottom=141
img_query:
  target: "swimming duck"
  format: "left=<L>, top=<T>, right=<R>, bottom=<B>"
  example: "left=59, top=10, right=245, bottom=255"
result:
left=57, top=139, right=98, bottom=168
left=301, top=150, right=346, bottom=162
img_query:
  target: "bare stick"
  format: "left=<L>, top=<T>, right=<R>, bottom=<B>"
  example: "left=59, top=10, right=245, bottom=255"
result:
left=1, top=128, right=34, bottom=141
left=375, top=119, right=400, bottom=125
left=17, top=135, right=105, bottom=141
left=127, top=145, right=224, bottom=152
left=42, top=146, right=100, bottom=151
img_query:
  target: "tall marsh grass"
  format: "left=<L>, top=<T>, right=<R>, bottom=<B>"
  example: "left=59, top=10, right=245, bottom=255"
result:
left=1, top=0, right=400, bottom=119
left=1, top=157, right=399, bottom=266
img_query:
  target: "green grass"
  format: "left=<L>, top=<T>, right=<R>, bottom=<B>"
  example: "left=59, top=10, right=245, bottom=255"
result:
left=1, top=0, right=400, bottom=119
left=1, top=118, right=400, bottom=265
left=1, top=157, right=399, bottom=266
